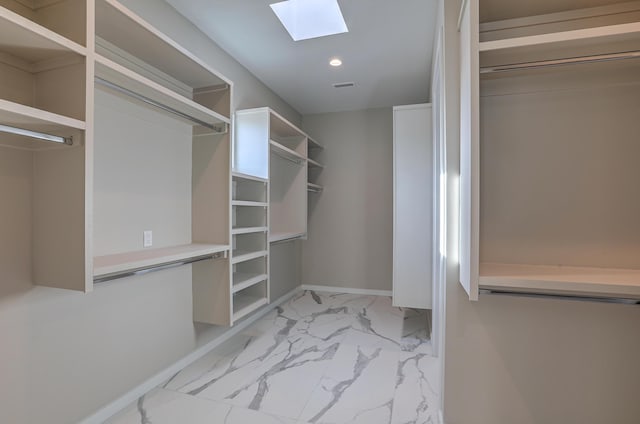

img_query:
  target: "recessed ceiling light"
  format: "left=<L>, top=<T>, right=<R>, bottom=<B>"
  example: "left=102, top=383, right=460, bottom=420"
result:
left=270, top=0, right=348, bottom=42
left=329, top=58, right=342, bottom=67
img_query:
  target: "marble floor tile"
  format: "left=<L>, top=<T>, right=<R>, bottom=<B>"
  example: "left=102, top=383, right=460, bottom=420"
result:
left=299, top=344, right=400, bottom=424
left=391, top=352, right=440, bottom=424
left=108, top=291, right=439, bottom=424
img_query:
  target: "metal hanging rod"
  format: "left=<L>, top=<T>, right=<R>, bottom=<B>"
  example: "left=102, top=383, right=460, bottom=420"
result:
left=480, top=50, right=640, bottom=74
left=94, top=251, right=226, bottom=284
left=0, top=124, right=73, bottom=145
left=271, top=147, right=304, bottom=165
left=95, top=77, right=227, bottom=133
left=480, top=289, right=640, bottom=305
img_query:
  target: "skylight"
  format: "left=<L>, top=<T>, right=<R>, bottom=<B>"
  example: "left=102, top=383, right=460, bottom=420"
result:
left=270, top=0, right=348, bottom=41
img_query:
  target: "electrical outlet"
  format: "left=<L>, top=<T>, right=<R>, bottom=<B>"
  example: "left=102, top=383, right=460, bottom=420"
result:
left=143, top=230, right=153, bottom=248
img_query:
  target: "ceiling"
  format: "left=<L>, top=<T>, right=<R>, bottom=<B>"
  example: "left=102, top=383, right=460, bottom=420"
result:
left=165, top=0, right=438, bottom=115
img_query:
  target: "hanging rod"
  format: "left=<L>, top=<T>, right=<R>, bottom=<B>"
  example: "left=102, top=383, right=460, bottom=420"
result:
left=93, top=251, right=226, bottom=284
left=480, top=288, right=640, bottom=305
left=95, top=77, right=227, bottom=133
left=480, top=50, right=640, bottom=74
left=271, top=147, right=304, bottom=165
left=0, top=124, right=73, bottom=145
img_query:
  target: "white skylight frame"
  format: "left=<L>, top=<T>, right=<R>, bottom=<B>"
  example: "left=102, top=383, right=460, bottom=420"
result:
left=270, top=0, right=349, bottom=41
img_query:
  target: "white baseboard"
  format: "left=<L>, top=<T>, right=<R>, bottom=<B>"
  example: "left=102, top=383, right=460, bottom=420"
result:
left=301, top=284, right=392, bottom=297
left=80, top=287, right=302, bottom=424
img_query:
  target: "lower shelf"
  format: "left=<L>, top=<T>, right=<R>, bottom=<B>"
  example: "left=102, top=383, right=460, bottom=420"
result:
left=233, top=294, right=268, bottom=322
left=479, top=262, right=640, bottom=300
left=233, top=272, right=268, bottom=293
left=94, top=243, right=229, bottom=281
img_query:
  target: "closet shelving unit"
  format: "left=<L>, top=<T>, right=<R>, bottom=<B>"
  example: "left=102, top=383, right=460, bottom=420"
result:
left=230, top=172, right=269, bottom=323
left=459, top=0, right=640, bottom=301
left=0, top=0, right=90, bottom=291
left=88, top=0, right=236, bottom=326
left=307, top=136, right=324, bottom=194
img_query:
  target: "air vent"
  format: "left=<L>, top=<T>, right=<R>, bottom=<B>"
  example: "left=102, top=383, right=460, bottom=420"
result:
left=333, top=82, right=355, bottom=88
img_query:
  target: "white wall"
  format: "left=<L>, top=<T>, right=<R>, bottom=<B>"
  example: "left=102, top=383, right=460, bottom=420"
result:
left=301, top=108, right=394, bottom=292
left=0, top=1, right=302, bottom=423
left=440, top=1, right=640, bottom=423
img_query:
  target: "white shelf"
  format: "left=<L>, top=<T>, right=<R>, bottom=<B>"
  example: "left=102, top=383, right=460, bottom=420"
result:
left=96, top=0, right=229, bottom=94
left=232, top=171, right=268, bottom=183
left=270, top=139, right=306, bottom=163
left=307, top=158, right=324, bottom=169
left=231, top=249, right=268, bottom=264
left=231, top=226, right=268, bottom=235
left=269, top=232, right=306, bottom=243
left=308, top=137, right=324, bottom=149
left=95, top=55, right=229, bottom=128
left=479, top=263, right=640, bottom=300
left=232, top=272, right=268, bottom=293
left=0, top=5, right=87, bottom=63
left=233, top=294, right=268, bottom=321
left=307, top=182, right=323, bottom=193
left=480, top=21, right=640, bottom=67
left=93, top=243, right=229, bottom=279
left=232, top=200, right=268, bottom=207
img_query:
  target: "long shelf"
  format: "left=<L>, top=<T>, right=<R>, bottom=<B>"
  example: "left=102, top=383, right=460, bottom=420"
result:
left=307, top=158, right=324, bottom=169
left=270, top=139, right=306, bottom=163
left=231, top=249, right=268, bottom=264
left=231, top=226, right=268, bottom=235
left=479, top=21, right=640, bottom=67
left=269, top=232, right=306, bottom=243
left=93, top=243, right=229, bottom=280
left=308, top=136, right=324, bottom=150
left=96, top=0, right=229, bottom=94
left=479, top=263, right=640, bottom=300
left=233, top=294, right=268, bottom=322
left=307, top=182, right=323, bottom=193
left=232, top=272, right=268, bottom=293
left=95, top=55, right=229, bottom=129
left=0, top=5, right=87, bottom=63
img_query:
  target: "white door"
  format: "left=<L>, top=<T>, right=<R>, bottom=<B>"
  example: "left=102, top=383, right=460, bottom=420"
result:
left=393, top=104, right=433, bottom=309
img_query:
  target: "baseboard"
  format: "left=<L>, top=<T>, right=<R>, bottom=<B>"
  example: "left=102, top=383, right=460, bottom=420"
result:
left=80, top=287, right=302, bottom=424
left=301, top=284, right=392, bottom=297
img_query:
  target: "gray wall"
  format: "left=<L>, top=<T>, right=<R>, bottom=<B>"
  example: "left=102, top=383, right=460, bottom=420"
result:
left=441, top=1, right=640, bottom=423
left=0, top=2, right=301, bottom=423
left=301, top=108, right=394, bottom=292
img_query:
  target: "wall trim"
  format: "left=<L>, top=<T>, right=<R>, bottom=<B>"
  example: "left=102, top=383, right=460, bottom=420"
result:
left=79, top=287, right=302, bottom=424
left=301, top=284, right=392, bottom=297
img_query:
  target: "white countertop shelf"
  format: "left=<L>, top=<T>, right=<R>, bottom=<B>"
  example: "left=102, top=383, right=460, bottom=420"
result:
left=233, top=294, right=268, bottom=321
left=94, top=243, right=229, bottom=279
left=232, top=272, right=268, bottom=293
left=479, top=262, right=640, bottom=300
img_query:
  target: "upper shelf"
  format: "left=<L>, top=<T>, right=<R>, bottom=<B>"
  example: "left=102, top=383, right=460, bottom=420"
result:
left=95, top=0, right=231, bottom=119
left=0, top=5, right=86, bottom=64
left=94, top=243, right=229, bottom=281
left=308, top=136, right=324, bottom=150
left=480, top=21, right=640, bottom=68
left=307, top=158, right=324, bottom=169
left=479, top=262, right=640, bottom=300
left=270, top=140, right=306, bottom=163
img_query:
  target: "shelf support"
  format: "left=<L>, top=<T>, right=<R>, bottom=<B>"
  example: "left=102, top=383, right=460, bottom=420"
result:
left=0, top=124, right=73, bottom=145
left=95, top=77, right=228, bottom=133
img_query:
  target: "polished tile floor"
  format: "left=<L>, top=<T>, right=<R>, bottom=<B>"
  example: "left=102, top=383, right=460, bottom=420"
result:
left=108, top=290, right=439, bottom=424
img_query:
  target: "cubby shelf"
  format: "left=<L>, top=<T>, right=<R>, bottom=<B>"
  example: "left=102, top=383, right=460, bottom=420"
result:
left=231, top=249, right=268, bottom=264
left=480, top=263, right=640, bottom=300
left=93, top=243, right=229, bottom=280
left=231, top=226, right=268, bottom=235
left=232, top=272, right=268, bottom=293
left=233, top=294, right=268, bottom=321
left=0, top=5, right=87, bottom=62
